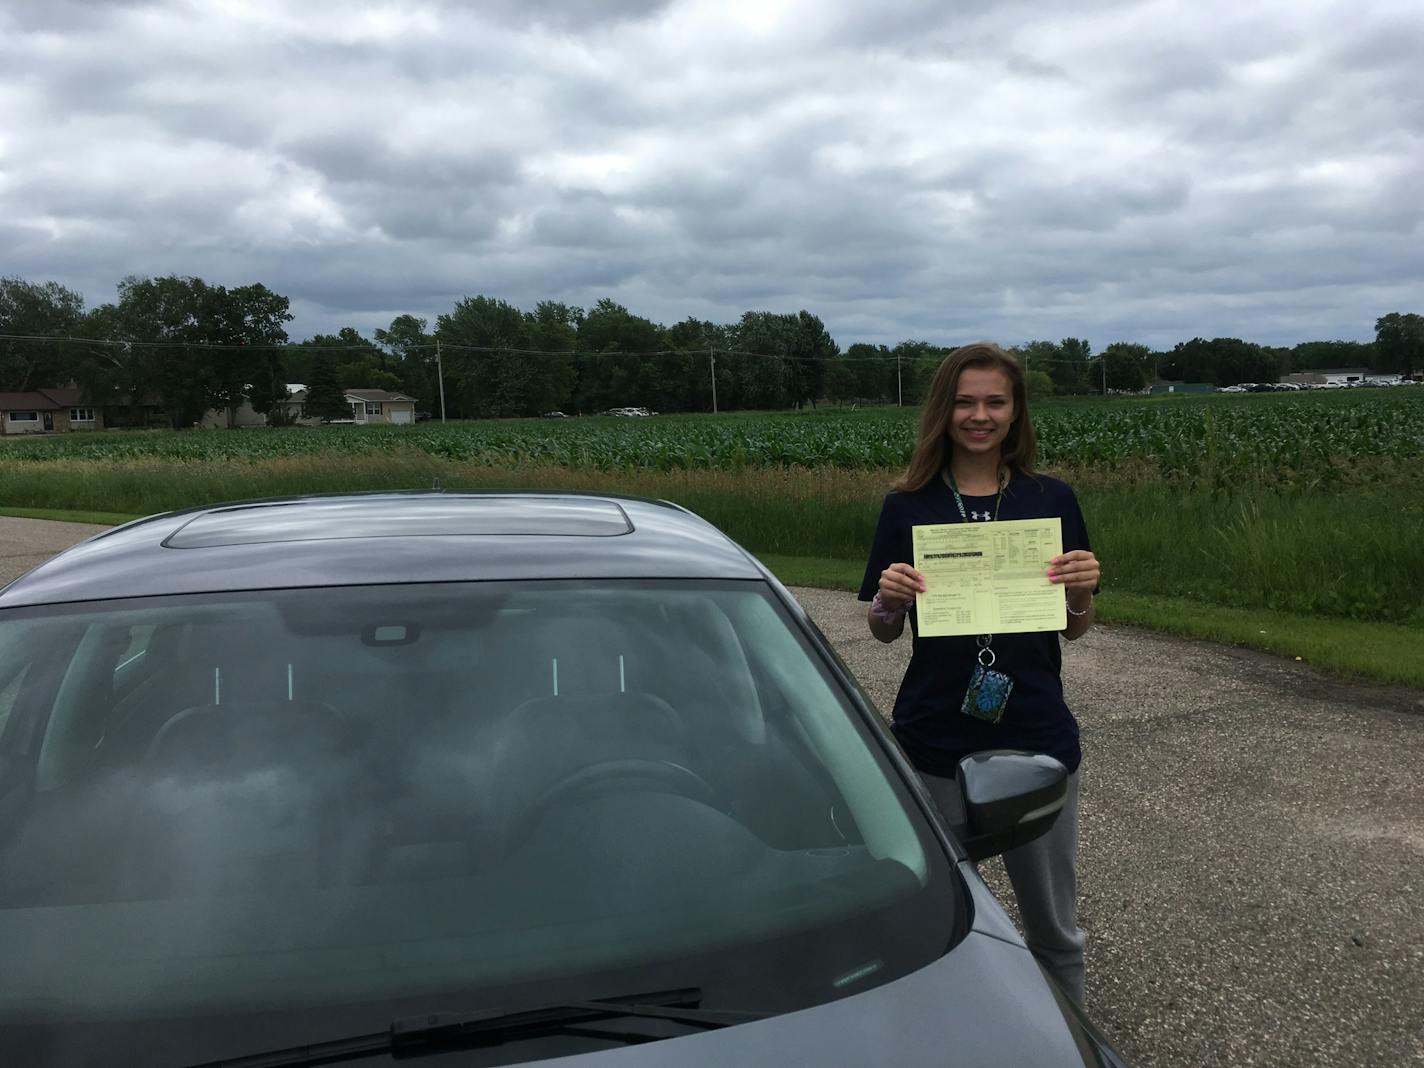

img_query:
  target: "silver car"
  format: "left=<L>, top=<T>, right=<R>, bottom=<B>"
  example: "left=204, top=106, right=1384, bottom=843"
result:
left=0, top=493, right=1129, bottom=1067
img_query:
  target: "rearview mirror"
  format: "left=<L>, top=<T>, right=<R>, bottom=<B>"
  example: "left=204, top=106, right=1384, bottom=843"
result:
left=956, top=751, right=1067, bottom=862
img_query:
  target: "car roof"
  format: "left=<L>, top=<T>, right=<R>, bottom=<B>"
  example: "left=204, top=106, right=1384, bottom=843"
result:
left=0, top=492, right=767, bottom=608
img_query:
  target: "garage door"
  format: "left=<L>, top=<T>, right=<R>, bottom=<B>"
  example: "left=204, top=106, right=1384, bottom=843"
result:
left=389, top=409, right=413, bottom=425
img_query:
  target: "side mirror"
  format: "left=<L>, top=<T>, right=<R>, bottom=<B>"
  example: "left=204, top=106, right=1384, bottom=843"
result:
left=957, top=750, right=1067, bottom=862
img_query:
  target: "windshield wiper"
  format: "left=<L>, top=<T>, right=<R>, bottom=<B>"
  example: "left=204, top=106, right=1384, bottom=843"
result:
left=187, top=987, right=769, bottom=1067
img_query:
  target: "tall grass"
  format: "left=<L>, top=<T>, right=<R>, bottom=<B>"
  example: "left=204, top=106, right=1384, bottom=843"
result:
left=7, top=451, right=1421, bottom=629
left=1083, top=484, right=1424, bottom=626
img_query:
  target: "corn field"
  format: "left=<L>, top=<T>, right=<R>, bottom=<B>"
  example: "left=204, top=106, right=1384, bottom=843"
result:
left=4, top=388, right=1421, bottom=487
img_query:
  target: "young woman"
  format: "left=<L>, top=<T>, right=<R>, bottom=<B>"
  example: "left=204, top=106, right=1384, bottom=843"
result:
left=859, top=341, right=1100, bottom=1006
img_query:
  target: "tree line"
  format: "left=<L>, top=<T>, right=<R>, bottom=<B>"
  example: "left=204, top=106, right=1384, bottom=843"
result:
left=2, top=275, right=1420, bottom=425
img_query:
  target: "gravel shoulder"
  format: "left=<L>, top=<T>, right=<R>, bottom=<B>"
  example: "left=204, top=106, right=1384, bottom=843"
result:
left=0, top=515, right=112, bottom=590
left=4, top=518, right=1421, bottom=1066
left=795, top=584, right=1424, bottom=1068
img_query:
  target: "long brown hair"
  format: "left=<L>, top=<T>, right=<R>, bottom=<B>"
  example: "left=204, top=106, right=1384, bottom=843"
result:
left=892, top=342, right=1037, bottom=492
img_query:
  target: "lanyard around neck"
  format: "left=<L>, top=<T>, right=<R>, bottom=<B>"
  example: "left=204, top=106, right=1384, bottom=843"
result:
left=946, top=469, right=1005, bottom=651
left=946, top=470, right=1003, bottom=523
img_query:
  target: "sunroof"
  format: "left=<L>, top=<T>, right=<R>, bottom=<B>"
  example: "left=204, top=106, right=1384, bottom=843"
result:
left=163, top=496, right=634, bottom=548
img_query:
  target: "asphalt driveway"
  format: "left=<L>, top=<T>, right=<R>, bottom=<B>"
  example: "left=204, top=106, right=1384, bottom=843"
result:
left=4, top=515, right=1423, bottom=1066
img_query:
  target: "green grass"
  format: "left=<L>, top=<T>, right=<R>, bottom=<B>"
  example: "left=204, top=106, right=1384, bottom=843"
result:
left=3, top=455, right=1420, bottom=626
left=1099, top=591, right=1424, bottom=689
left=1081, top=483, right=1424, bottom=627
left=755, top=554, right=864, bottom=590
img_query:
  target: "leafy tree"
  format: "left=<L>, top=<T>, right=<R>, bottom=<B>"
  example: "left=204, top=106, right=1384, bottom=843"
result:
left=1025, top=369, right=1055, bottom=401
left=376, top=314, right=436, bottom=413
left=576, top=299, right=666, bottom=413
left=1050, top=337, right=1092, bottom=395
left=437, top=295, right=536, bottom=417
left=74, top=275, right=293, bottom=427
left=1098, top=342, right=1151, bottom=393
left=71, top=304, right=152, bottom=426
left=843, top=342, right=893, bottom=402
left=823, top=354, right=859, bottom=403
left=374, top=314, right=432, bottom=361
left=295, top=328, right=400, bottom=394
left=735, top=310, right=839, bottom=409
left=890, top=340, right=947, bottom=406
left=0, top=277, right=87, bottom=391
left=1289, top=340, right=1375, bottom=372
left=247, top=349, right=290, bottom=424
left=521, top=301, right=579, bottom=414
left=96, top=276, right=216, bottom=427
left=665, top=316, right=710, bottom=354
left=732, top=312, right=798, bottom=409
left=207, top=283, right=293, bottom=424
left=1162, top=337, right=1279, bottom=386
left=1015, top=340, right=1060, bottom=379
left=1374, top=313, right=1424, bottom=375
left=786, top=310, right=839, bottom=408
left=666, top=317, right=728, bottom=412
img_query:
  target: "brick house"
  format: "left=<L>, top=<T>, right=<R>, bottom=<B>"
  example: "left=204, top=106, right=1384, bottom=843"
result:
left=0, top=387, right=103, bottom=435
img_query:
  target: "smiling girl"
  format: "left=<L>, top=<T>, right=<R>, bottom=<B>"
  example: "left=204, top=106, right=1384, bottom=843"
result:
left=859, top=341, right=1100, bottom=1005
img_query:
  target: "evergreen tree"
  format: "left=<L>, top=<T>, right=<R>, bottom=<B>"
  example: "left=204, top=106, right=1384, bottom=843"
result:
left=303, top=352, right=349, bottom=422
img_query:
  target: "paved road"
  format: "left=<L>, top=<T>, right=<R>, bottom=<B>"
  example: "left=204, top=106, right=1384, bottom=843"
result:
left=4, top=516, right=1424, bottom=1066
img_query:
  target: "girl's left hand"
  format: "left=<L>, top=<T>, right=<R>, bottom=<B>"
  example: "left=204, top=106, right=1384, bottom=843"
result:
left=1048, top=550, right=1100, bottom=593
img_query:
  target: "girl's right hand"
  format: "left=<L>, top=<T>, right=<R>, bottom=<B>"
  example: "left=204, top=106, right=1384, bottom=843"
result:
left=878, top=563, right=926, bottom=612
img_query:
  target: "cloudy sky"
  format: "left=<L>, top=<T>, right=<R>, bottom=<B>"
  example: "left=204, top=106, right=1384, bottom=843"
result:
left=2, top=0, right=1420, bottom=350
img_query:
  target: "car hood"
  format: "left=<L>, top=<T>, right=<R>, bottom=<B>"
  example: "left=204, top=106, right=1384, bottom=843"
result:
left=505, top=865, right=1104, bottom=1068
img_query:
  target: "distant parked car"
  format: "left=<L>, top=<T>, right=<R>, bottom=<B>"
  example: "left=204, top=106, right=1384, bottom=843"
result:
left=414, top=411, right=432, bottom=422
left=604, top=407, right=656, bottom=417
left=541, top=411, right=568, bottom=418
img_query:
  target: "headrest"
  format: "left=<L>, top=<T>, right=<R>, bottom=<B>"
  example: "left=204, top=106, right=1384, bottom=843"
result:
left=144, top=700, right=344, bottom=775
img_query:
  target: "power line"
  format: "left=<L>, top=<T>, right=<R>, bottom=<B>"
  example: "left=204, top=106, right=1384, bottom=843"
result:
left=0, top=333, right=1124, bottom=366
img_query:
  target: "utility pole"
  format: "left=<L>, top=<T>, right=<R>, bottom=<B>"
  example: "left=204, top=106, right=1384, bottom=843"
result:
left=436, top=339, right=447, bottom=422
left=709, top=341, right=718, bottom=414
left=1102, top=355, right=1108, bottom=396
left=897, top=354, right=903, bottom=407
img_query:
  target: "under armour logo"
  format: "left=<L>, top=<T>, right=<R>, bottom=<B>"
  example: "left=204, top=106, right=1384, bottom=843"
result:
left=971, top=510, right=991, bottom=521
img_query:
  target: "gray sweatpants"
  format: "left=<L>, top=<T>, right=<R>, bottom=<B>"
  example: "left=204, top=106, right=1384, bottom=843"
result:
left=919, top=768, right=1086, bottom=1006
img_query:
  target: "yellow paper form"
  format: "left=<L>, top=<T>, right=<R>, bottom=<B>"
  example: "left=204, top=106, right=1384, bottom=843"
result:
left=911, top=518, right=1066, bottom=636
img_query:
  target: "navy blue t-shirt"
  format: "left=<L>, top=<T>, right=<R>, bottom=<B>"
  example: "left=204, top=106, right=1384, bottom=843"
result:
left=858, top=470, right=1093, bottom=778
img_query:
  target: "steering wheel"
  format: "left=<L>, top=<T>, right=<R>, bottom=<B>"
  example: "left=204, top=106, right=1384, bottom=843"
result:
left=511, top=759, right=720, bottom=844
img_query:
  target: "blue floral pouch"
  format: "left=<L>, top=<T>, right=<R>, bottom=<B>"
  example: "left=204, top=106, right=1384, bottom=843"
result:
left=961, top=663, right=1014, bottom=724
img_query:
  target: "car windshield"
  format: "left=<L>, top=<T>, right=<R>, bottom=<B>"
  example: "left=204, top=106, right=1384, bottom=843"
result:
left=0, top=580, right=961, bottom=1066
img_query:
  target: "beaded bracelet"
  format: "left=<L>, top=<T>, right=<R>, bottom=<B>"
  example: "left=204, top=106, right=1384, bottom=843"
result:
left=1065, top=596, right=1093, bottom=617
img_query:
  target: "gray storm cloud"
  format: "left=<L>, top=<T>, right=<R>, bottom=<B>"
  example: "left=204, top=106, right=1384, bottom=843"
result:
left=1, top=0, right=1420, bottom=349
